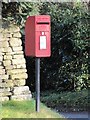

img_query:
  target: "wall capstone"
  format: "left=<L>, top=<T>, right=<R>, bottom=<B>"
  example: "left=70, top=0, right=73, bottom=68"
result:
left=0, top=24, right=32, bottom=101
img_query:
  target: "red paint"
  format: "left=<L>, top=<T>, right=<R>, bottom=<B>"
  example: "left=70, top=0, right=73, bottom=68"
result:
left=25, top=15, right=51, bottom=57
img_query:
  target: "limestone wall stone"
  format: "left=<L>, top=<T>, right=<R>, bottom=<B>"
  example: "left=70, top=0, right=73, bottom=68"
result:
left=0, top=24, right=32, bottom=101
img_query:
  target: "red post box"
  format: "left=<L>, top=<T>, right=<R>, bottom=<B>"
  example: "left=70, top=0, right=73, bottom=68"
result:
left=25, top=15, right=51, bottom=57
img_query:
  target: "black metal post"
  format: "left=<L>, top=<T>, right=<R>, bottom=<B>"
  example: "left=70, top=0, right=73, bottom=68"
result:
left=35, top=58, right=40, bottom=112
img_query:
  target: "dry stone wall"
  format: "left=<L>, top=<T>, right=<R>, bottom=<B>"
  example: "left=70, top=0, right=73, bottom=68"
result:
left=0, top=24, right=32, bottom=101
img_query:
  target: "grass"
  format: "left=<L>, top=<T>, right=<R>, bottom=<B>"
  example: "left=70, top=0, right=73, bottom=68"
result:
left=0, top=99, right=65, bottom=119
left=40, top=89, right=88, bottom=112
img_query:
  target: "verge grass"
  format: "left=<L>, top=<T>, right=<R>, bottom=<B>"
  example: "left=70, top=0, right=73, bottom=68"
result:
left=1, top=99, right=64, bottom=118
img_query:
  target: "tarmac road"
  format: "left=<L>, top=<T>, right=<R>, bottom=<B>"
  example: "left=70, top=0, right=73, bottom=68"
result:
left=60, top=111, right=89, bottom=120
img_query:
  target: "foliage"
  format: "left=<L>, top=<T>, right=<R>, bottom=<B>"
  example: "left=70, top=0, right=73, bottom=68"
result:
left=39, top=2, right=89, bottom=91
left=2, top=2, right=40, bottom=33
left=40, top=90, right=88, bottom=112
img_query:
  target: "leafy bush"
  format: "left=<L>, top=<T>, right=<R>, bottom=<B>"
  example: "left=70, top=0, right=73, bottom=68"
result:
left=39, top=2, right=89, bottom=91
left=40, top=90, right=88, bottom=112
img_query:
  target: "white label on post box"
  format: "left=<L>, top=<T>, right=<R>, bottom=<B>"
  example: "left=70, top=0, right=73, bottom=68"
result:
left=40, top=36, right=46, bottom=49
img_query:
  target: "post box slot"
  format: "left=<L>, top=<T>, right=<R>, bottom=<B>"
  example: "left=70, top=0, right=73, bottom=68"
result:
left=37, top=22, right=49, bottom=24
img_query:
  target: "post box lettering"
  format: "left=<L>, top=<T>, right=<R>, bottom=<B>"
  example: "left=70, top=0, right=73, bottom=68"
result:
left=25, top=15, right=51, bottom=57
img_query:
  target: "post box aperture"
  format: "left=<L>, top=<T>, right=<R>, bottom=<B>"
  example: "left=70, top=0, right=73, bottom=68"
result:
left=25, top=15, right=51, bottom=57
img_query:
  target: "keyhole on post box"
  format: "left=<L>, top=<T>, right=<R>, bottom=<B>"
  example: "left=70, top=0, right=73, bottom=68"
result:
left=40, top=32, right=47, bottom=50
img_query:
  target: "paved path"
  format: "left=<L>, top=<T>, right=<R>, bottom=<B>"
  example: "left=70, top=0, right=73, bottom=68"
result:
left=60, top=111, right=89, bottom=119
